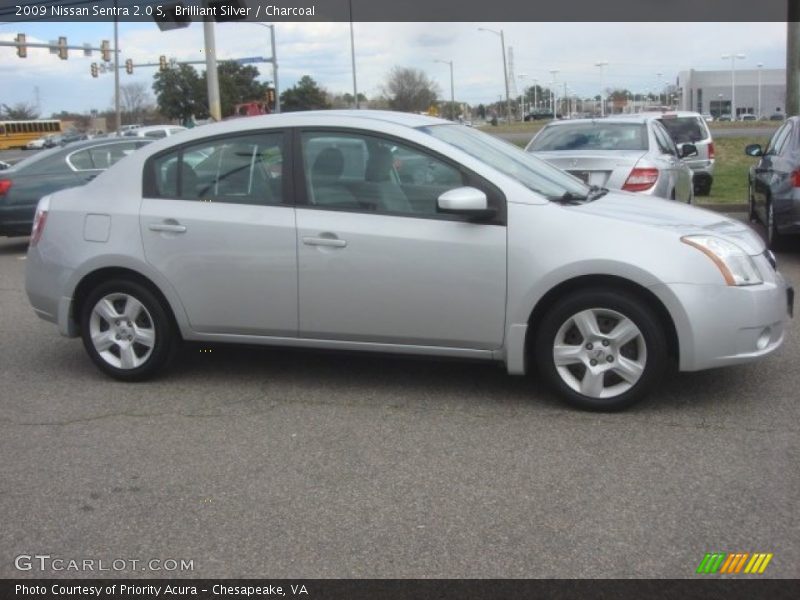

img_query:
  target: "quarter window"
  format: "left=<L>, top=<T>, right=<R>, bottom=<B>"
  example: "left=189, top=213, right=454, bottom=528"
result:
left=148, top=133, right=285, bottom=206
left=68, top=142, right=145, bottom=171
left=300, top=131, right=467, bottom=217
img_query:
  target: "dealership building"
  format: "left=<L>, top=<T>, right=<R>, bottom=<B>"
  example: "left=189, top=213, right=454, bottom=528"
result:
left=677, top=68, right=786, bottom=118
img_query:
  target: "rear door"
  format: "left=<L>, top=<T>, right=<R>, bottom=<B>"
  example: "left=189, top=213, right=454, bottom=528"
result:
left=652, top=121, right=691, bottom=201
left=140, top=130, right=298, bottom=337
left=754, top=123, right=792, bottom=221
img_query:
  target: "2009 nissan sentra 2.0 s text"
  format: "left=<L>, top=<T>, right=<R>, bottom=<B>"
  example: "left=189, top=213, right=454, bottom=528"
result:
left=25, top=111, right=794, bottom=411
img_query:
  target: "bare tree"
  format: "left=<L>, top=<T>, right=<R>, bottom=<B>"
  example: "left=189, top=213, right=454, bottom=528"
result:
left=1, top=102, right=39, bottom=120
left=382, top=67, right=440, bottom=113
left=117, top=82, right=153, bottom=125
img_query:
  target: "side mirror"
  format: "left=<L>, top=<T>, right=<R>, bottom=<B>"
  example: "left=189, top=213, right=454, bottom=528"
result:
left=679, top=143, right=698, bottom=159
left=437, top=187, right=494, bottom=220
left=745, top=144, right=764, bottom=157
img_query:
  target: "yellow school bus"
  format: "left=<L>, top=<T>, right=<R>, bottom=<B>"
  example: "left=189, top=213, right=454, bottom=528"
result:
left=0, top=120, right=62, bottom=150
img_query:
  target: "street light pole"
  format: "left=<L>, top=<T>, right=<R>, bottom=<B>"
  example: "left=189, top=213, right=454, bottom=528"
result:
left=349, top=0, right=359, bottom=109
left=595, top=60, right=608, bottom=116
left=113, top=4, right=121, bottom=133
left=757, top=62, right=763, bottom=118
left=478, top=28, right=511, bottom=123
left=549, top=69, right=559, bottom=117
left=721, top=53, right=745, bottom=120
left=435, top=59, right=455, bottom=120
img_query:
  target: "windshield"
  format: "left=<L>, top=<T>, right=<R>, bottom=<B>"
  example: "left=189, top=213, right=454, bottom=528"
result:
left=420, top=124, right=590, bottom=200
left=658, top=117, right=706, bottom=143
left=528, top=122, right=648, bottom=151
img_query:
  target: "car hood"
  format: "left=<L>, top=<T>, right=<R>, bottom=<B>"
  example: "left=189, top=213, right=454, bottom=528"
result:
left=567, top=191, right=765, bottom=255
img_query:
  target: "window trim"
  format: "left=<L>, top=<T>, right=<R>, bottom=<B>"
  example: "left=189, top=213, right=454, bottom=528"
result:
left=292, top=126, right=507, bottom=226
left=142, top=129, right=293, bottom=207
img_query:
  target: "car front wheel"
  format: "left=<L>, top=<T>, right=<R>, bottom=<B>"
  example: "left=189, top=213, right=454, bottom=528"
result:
left=534, top=289, right=669, bottom=411
left=80, top=279, right=176, bottom=381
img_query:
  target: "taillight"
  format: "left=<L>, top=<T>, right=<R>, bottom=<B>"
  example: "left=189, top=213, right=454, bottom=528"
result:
left=623, top=168, right=659, bottom=192
left=0, top=179, right=11, bottom=197
left=30, top=196, right=50, bottom=246
left=708, top=142, right=715, bottom=160
left=792, top=169, right=800, bottom=187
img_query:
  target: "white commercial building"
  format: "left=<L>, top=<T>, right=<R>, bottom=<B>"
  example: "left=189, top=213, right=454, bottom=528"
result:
left=677, top=68, right=786, bottom=119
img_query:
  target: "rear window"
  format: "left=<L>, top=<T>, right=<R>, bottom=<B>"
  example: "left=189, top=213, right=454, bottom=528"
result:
left=528, top=123, right=648, bottom=152
left=657, top=117, right=707, bottom=143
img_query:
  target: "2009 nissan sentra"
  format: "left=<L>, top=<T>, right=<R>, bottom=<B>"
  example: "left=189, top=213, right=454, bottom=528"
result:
left=25, top=111, right=794, bottom=411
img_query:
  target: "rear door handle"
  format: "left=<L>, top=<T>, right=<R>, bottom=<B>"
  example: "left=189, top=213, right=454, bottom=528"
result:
left=302, top=236, right=347, bottom=248
left=148, top=222, right=187, bottom=233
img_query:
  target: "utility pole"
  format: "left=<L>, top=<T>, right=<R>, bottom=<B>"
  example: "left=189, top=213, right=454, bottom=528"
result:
left=788, top=4, right=800, bottom=116
left=113, top=4, right=121, bottom=134
left=203, top=20, right=222, bottom=121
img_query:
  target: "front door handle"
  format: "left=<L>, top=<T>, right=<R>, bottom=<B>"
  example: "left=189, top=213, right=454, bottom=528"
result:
left=148, top=222, right=187, bottom=233
left=302, top=236, right=347, bottom=248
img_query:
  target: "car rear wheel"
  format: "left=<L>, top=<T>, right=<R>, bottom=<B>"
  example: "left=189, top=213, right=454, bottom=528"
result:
left=534, top=289, right=668, bottom=411
left=80, top=279, right=176, bottom=381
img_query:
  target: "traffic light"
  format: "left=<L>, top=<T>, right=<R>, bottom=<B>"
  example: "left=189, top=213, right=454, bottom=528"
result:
left=15, top=33, right=26, bottom=58
left=91, top=63, right=99, bottom=78
left=57, top=36, right=68, bottom=60
left=159, top=55, right=168, bottom=71
left=101, top=40, right=111, bottom=63
left=266, top=88, right=276, bottom=107
left=125, top=59, right=133, bottom=74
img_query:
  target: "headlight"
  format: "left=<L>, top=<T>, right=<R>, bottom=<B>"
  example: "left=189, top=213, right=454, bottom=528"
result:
left=681, top=235, right=762, bottom=286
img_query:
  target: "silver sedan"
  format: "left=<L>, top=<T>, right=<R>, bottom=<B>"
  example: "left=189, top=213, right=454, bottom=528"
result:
left=25, top=111, right=792, bottom=411
left=526, top=116, right=695, bottom=203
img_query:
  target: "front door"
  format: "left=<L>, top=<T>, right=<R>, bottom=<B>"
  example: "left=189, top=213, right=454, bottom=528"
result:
left=295, top=129, right=507, bottom=349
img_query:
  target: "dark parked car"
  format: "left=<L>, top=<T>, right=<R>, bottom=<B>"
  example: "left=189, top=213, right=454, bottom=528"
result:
left=0, top=138, right=151, bottom=237
left=747, top=115, right=800, bottom=250
left=524, top=110, right=555, bottom=121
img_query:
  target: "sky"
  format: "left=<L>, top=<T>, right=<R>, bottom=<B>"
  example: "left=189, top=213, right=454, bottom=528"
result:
left=0, top=21, right=789, bottom=116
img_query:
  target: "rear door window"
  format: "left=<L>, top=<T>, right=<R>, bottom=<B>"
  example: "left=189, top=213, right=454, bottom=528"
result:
left=658, top=117, right=706, bottom=144
left=147, top=132, right=286, bottom=206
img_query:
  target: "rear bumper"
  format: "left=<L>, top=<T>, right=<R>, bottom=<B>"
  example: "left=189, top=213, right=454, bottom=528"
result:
left=25, top=244, right=79, bottom=337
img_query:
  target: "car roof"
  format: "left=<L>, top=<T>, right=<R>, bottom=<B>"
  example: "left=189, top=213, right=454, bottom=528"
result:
left=130, top=125, right=186, bottom=133
left=543, top=116, right=652, bottom=125
left=634, top=110, right=705, bottom=119
left=123, top=110, right=452, bottom=156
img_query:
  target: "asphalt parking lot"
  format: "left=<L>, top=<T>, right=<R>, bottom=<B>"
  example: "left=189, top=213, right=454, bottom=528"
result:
left=0, top=226, right=798, bottom=579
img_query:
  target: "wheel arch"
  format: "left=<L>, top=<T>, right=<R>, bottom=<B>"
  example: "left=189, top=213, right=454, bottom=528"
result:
left=72, top=267, right=183, bottom=339
left=523, top=274, right=680, bottom=369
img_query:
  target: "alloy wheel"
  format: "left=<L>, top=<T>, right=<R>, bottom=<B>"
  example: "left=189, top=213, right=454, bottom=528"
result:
left=88, top=292, right=156, bottom=370
left=551, top=308, right=646, bottom=399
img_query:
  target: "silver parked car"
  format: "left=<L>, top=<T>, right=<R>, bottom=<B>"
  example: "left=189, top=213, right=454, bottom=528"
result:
left=641, top=111, right=716, bottom=196
left=525, top=116, right=696, bottom=203
left=25, top=111, right=793, bottom=411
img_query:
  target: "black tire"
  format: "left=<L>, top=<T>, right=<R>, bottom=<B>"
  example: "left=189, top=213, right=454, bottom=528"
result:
left=694, top=178, right=711, bottom=196
left=533, top=289, right=669, bottom=411
left=80, top=279, right=177, bottom=381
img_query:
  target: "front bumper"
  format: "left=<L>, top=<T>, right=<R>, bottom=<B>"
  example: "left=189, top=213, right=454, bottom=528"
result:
left=652, top=269, right=793, bottom=372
